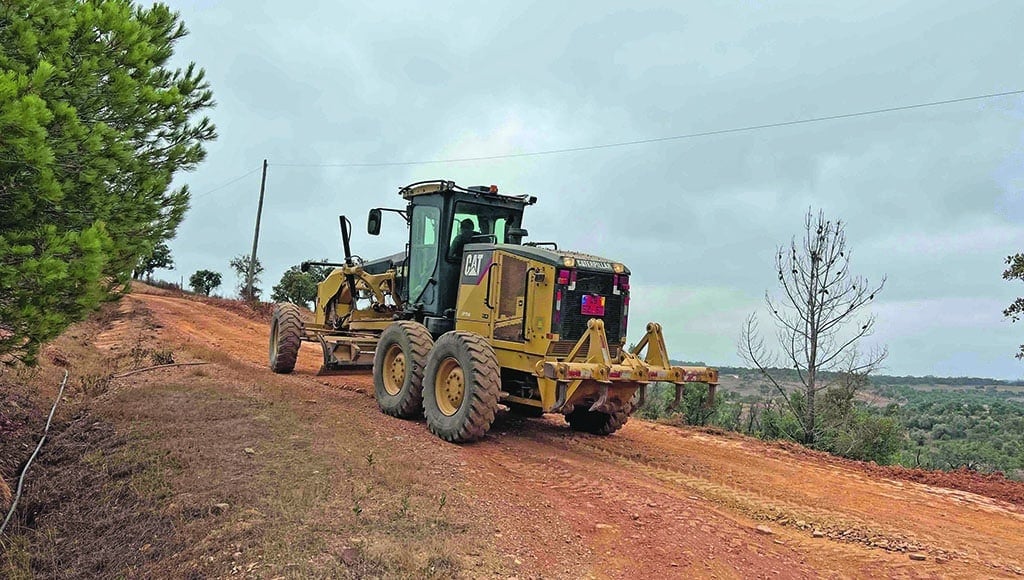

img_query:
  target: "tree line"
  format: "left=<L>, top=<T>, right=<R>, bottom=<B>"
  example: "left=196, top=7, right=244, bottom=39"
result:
left=135, top=248, right=331, bottom=309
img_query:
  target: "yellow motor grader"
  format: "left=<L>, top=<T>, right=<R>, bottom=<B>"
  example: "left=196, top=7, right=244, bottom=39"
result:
left=268, top=180, right=717, bottom=442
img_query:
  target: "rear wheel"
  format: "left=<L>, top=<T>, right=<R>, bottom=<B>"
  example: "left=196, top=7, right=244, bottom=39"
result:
left=373, top=321, right=433, bottom=418
left=423, top=331, right=501, bottom=442
left=565, top=402, right=633, bottom=435
left=269, top=303, right=303, bottom=373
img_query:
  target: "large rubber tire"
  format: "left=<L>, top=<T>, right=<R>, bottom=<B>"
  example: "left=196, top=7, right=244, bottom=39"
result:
left=565, top=402, right=633, bottom=435
left=269, top=303, right=303, bottom=373
left=423, top=331, right=501, bottom=443
left=373, top=321, right=433, bottom=418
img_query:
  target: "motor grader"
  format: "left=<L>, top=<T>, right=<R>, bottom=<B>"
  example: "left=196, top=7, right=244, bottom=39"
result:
left=268, top=180, right=718, bottom=442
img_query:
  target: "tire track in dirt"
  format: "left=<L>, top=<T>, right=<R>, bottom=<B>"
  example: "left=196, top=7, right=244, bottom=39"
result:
left=130, top=292, right=1024, bottom=578
left=546, top=432, right=960, bottom=562
left=460, top=432, right=821, bottom=578
left=603, top=426, right=1024, bottom=566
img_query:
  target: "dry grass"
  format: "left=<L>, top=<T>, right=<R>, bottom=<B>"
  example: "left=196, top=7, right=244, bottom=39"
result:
left=0, top=475, right=10, bottom=511
left=124, top=371, right=493, bottom=578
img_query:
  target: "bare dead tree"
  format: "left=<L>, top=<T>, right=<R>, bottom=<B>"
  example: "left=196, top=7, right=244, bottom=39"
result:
left=739, top=209, right=887, bottom=444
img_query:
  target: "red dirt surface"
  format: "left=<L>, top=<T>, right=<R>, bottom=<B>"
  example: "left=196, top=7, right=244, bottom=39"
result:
left=132, top=292, right=1024, bottom=578
left=765, top=439, right=1024, bottom=508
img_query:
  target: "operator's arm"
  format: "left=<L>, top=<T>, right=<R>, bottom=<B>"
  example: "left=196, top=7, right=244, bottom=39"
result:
left=448, top=235, right=464, bottom=262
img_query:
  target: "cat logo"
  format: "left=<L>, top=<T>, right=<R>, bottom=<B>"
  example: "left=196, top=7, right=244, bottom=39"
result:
left=464, top=252, right=485, bottom=277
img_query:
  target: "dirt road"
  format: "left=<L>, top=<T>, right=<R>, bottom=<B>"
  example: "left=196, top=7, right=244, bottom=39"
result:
left=132, top=291, right=1024, bottom=578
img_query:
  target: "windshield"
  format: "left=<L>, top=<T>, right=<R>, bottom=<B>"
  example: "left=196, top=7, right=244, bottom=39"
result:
left=447, top=201, right=520, bottom=262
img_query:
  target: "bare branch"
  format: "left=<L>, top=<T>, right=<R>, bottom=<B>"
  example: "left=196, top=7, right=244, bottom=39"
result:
left=739, top=314, right=804, bottom=427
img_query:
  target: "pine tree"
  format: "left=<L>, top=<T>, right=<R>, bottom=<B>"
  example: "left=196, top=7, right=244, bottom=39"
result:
left=0, top=0, right=215, bottom=365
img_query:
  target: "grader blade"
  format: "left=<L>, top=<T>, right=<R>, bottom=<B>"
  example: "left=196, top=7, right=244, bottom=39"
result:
left=317, top=363, right=373, bottom=376
left=314, top=332, right=377, bottom=375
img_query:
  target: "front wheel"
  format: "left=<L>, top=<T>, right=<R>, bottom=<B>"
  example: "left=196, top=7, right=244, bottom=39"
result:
left=373, top=321, right=433, bottom=418
left=423, top=331, right=501, bottom=443
left=269, top=303, right=303, bottom=373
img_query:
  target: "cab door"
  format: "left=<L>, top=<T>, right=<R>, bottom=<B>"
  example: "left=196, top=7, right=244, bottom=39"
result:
left=407, top=204, right=441, bottom=310
left=491, top=253, right=529, bottom=343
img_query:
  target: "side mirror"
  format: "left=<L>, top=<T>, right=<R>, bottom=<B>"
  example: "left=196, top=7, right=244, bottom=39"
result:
left=367, top=208, right=381, bottom=236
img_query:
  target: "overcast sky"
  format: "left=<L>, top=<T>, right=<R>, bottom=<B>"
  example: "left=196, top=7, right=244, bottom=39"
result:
left=159, top=0, right=1024, bottom=379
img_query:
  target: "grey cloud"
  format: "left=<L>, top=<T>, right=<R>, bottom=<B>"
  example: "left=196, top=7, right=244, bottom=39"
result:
left=163, top=0, right=1024, bottom=378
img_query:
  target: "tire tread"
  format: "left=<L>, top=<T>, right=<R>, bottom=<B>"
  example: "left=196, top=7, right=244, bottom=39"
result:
left=270, top=303, right=303, bottom=374
left=424, top=331, right=501, bottom=443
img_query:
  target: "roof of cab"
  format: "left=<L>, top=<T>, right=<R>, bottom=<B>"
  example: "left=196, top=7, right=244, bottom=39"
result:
left=398, top=179, right=537, bottom=206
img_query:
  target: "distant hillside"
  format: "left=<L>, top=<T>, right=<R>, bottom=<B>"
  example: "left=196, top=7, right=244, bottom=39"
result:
left=671, top=362, right=1024, bottom=388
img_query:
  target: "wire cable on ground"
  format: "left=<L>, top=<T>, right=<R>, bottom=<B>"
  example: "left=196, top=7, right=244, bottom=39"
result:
left=272, top=88, right=1024, bottom=168
left=0, top=368, right=69, bottom=537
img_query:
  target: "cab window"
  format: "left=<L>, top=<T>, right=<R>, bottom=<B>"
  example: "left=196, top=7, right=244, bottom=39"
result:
left=447, top=202, right=516, bottom=262
left=409, top=205, right=440, bottom=301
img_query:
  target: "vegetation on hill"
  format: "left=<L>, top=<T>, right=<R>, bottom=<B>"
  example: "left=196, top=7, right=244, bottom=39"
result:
left=884, top=385, right=1024, bottom=476
left=642, top=369, right=1024, bottom=480
left=716, top=366, right=1024, bottom=388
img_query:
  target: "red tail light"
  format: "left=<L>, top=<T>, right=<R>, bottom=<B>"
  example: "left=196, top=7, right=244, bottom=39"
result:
left=557, top=269, right=570, bottom=285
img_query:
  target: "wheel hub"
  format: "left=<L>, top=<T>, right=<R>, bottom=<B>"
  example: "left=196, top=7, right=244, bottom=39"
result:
left=383, top=344, right=406, bottom=396
left=435, top=357, right=465, bottom=416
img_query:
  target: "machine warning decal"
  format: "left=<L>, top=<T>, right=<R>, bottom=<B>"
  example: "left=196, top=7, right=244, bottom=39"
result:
left=461, top=251, right=493, bottom=285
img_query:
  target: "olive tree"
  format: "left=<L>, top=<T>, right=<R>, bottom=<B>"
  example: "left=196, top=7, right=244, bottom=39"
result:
left=271, top=261, right=332, bottom=308
left=230, top=254, right=263, bottom=301
left=188, top=269, right=222, bottom=296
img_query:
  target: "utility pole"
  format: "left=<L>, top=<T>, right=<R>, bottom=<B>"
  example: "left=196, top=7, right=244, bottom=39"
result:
left=246, top=159, right=268, bottom=300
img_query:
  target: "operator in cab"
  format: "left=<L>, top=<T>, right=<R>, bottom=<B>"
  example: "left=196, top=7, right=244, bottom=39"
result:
left=448, top=218, right=478, bottom=261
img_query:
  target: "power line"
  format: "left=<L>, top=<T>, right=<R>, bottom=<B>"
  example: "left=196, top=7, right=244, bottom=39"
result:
left=272, top=88, right=1024, bottom=168
left=189, top=165, right=262, bottom=200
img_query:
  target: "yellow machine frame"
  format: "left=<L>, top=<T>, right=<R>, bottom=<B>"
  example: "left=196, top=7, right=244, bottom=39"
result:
left=453, top=250, right=717, bottom=414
